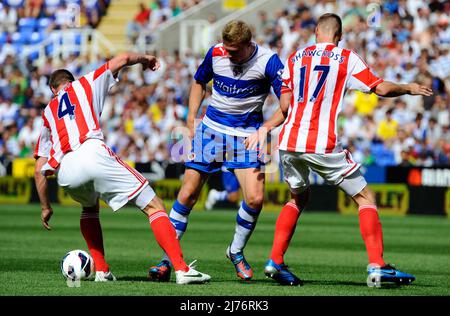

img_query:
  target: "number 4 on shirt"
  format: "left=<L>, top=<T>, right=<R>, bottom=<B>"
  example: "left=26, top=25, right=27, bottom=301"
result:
left=58, top=93, right=76, bottom=120
left=298, top=65, right=330, bottom=103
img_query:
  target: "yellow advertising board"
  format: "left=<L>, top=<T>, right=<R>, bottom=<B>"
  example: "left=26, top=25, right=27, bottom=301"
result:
left=338, top=184, right=409, bottom=216
left=0, top=177, right=32, bottom=204
left=12, top=158, right=36, bottom=178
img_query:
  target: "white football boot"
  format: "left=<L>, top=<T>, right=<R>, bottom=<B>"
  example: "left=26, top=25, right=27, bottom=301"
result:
left=175, top=260, right=211, bottom=284
left=95, top=271, right=117, bottom=282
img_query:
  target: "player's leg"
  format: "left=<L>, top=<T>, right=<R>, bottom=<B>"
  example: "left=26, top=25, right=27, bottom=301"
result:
left=169, top=168, right=209, bottom=240
left=269, top=189, right=309, bottom=266
left=232, top=168, right=264, bottom=253
left=57, top=146, right=117, bottom=282
left=151, top=168, right=208, bottom=278
left=150, top=122, right=220, bottom=280
left=341, top=174, right=415, bottom=286
left=79, top=201, right=108, bottom=271
left=220, top=167, right=262, bottom=280
left=91, top=140, right=210, bottom=284
left=343, top=180, right=384, bottom=267
left=139, top=194, right=211, bottom=284
left=264, top=150, right=308, bottom=286
left=307, top=149, right=416, bottom=286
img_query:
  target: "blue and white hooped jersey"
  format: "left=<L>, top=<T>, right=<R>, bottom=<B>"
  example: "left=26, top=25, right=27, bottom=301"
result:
left=194, top=43, right=284, bottom=137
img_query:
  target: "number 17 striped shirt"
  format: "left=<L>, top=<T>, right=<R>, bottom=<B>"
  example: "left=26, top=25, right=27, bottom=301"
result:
left=278, top=42, right=383, bottom=154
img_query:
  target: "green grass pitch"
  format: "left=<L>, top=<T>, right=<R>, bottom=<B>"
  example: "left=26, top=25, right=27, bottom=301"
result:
left=0, top=204, right=449, bottom=296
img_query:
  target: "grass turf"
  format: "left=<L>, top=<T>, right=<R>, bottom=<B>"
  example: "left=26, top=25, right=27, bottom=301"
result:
left=0, top=204, right=449, bottom=296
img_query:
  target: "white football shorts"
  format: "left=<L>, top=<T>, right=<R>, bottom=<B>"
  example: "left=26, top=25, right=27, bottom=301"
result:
left=279, top=149, right=367, bottom=197
left=56, top=139, right=155, bottom=211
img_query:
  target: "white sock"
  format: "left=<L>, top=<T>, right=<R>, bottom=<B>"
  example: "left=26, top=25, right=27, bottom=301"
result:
left=230, top=201, right=261, bottom=254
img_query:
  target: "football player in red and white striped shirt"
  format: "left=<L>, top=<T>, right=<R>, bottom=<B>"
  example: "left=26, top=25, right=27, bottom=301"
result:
left=258, top=13, right=432, bottom=286
left=34, top=52, right=210, bottom=284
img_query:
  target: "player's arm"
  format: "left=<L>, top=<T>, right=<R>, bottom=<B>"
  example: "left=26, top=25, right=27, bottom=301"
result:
left=35, top=156, right=53, bottom=230
left=187, top=45, right=214, bottom=138
left=373, top=81, right=433, bottom=97
left=108, top=52, right=160, bottom=77
left=279, top=90, right=291, bottom=116
left=349, top=51, right=433, bottom=98
left=187, top=80, right=207, bottom=138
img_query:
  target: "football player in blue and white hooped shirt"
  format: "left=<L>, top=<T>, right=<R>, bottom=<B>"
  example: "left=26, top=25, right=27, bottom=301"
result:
left=148, top=21, right=286, bottom=281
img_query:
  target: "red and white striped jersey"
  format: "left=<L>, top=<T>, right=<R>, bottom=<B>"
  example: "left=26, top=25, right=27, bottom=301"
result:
left=34, top=62, right=117, bottom=169
left=278, top=42, right=383, bottom=154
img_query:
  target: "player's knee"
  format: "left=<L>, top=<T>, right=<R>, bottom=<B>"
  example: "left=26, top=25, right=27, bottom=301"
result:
left=291, top=187, right=310, bottom=209
left=142, top=195, right=166, bottom=217
left=354, top=186, right=376, bottom=206
left=177, top=188, right=199, bottom=208
left=245, top=193, right=264, bottom=210
left=82, top=202, right=99, bottom=213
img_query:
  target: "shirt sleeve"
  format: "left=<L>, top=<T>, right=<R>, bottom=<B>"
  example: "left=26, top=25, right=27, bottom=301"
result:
left=280, top=56, right=293, bottom=95
left=34, top=118, right=51, bottom=159
left=347, top=51, right=383, bottom=93
left=265, top=54, right=285, bottom=99
left=194, top=46, right=214, bottom=84
left=84, top=62, right=118, bottom=118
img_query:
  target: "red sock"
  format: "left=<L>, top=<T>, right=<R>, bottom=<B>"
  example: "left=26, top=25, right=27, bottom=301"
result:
left=149, top=211, right=189, bottom=272
left=270, top=202, right=302, bottom=265
left=359, top=206, right=385, bottom=267
left=80, top=212, right=109, bottom=272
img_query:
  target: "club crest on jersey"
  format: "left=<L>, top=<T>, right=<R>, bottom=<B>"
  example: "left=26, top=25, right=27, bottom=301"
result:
left=232, top=65, right=243, bottom=76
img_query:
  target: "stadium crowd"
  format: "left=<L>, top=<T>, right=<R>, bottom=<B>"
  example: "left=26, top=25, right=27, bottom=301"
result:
left=127, top=0, right=206, bottom=45
left=1, top=0, right=450, bottom=178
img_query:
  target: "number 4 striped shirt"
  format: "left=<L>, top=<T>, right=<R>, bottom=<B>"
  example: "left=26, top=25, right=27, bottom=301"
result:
left=278, top=42, right=383, bottom=154
left=34, top=62, right=118, bottom=171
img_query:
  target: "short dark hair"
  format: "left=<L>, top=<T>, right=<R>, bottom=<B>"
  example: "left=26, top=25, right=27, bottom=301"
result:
left=49, top=69, right=75, bottom=90
left=317, top=13, right=342, bottom=37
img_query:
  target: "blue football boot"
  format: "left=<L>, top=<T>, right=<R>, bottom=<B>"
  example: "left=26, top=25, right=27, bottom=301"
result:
left=367, top=263, right=415, bottom=287
left=264, top=259, right=303, bottom=286
left=148, top=260, right=172, bottom=282
left=226, top=246, right=253, bottom=280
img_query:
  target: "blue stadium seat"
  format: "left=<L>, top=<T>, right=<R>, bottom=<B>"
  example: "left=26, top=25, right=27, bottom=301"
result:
left=45, top=43, right=54, bottom=55
left=0, top=33, right=7, bottom=45
left=38, top=18, right=53, bottom=31
left=18, top=17, right=37, bottom=32
left=11, top=32, right=27, bottom=44
left=28, top=50, right=40, bottom=61
left=6, top=0, right=25, bottom=8
left=75, top=33, right=82, bottom=45
left=29, top=32, right=44, bottom=45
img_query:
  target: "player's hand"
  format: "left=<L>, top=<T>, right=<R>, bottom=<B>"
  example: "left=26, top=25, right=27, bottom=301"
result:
left=244, top=127, right=268, bottom=157
left=41, top=207, right=53, bottom=230
left=142, top=55, right=160, bottom=71
left=408, top=83, right=433, bottom=96
left=186, top=117, right=195, bottom=139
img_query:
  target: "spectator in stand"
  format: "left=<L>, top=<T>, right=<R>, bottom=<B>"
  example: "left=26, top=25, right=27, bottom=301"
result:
left=377, top=108, right=398, bottom=141
left=127, top=3, right=151, bottom=44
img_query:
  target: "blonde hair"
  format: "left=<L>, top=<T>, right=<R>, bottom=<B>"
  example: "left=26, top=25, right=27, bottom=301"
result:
left=222, top=20, right=252, bottom=45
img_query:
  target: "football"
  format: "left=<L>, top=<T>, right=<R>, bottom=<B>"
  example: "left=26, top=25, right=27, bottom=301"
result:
left=60, top=250, right=95, bottom=281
